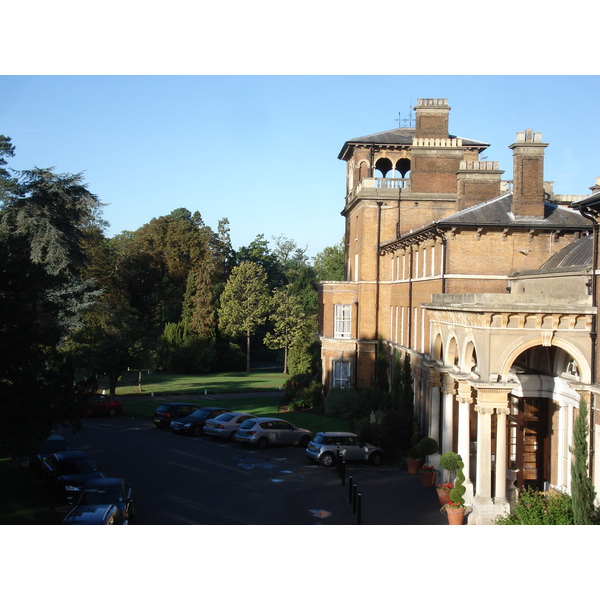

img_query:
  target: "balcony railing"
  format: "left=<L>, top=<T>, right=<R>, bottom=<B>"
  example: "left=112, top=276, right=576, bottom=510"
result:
left=353, top=177, right=410, bottom=198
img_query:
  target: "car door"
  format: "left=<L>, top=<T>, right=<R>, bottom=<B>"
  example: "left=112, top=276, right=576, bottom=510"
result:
left=274, top=421, right=296, bottom=445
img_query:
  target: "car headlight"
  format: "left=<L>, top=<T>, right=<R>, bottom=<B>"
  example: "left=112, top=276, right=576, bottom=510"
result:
left=183, top=423, right=191, bottom=428
left=65, top=485, right=81, bottom=492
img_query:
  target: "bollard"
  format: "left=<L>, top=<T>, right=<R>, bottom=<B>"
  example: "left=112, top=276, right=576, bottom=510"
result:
left=348, top=475, right=353, bottom=502
left=357, top=493, right=362, bottom=524
left=352, top=484, right=358, bottom=513
left=341, top=461, right=346, bottom=487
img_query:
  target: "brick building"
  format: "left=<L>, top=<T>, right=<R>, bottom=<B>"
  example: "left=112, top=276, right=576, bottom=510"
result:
left=318, top=98, right=599, bottom=523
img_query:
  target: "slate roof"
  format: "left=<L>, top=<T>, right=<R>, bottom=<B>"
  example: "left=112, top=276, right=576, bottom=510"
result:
left=337, top=127, right=489, bottom=160
left=438, top=193, right=591, bottom=229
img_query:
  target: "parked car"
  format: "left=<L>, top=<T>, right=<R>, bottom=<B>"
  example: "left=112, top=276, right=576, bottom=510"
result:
left=41, top=450, right=105, bottom=502
left=153, top=402, right=200, bottom=429
left=29, top=434, right=72, bottom=473
left=203, top=412, right=257, bottom=441
left=306, top=432, right=384, bottom=467
left=66, top=477, right=135, bottom=522
left=235, top=417, right=312, bottom=449
left=86, top=394, right=123, bottom=417
left=170, top=407, right=231, bottom=436
left=62, top=504, right=127, bottom=525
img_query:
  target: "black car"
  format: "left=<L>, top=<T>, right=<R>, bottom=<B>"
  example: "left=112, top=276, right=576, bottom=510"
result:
left=29, top=434, right=72, bottom=474
left=170, top=407, right=231, bottom=436
left=64, top=477, right=135, bottom=523
left=153, top=402, right=200, bottom=429
left=41, top=450, right=105, bottom=502
left=62, top=504, right=127, bottom=525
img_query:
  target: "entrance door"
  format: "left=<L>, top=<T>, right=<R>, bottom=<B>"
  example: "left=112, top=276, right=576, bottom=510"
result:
left=507, top=397, right=549, bottom=490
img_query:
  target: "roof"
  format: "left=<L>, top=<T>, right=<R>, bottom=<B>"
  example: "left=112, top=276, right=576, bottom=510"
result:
left=338, top=127, right=489, bottom=160
left=515, top=234, right=593, bottom=276
left=438, top=193, right=591, bottom=229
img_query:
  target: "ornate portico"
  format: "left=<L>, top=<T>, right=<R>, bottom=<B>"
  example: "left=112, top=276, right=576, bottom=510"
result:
left=423, top=291, right=595, bottom=524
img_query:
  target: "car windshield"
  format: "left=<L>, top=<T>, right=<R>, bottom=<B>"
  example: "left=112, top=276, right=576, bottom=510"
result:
left=214, top=413, right=236, bottom=422
left=80, top=487, right=123, bottom=504
left=190, top=409, right=211, bottom=418
left=38, top=439, right=70, bottom=453
left=57, top=458, right=97, bottom=475
left=239, top=419, right=256, bottom=430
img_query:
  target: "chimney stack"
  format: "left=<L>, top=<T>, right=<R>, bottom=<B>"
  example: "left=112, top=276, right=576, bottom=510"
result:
left=509, top=129, right=548, bottom=218
left=456, top=160, right=504, bottom=211
left=414, top=98, right=450, bottom=139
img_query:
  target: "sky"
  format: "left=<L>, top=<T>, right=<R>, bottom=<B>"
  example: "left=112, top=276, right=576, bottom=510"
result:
left=3, top=1, right=597, bottom=588
left=2, top=75, right=600, bottom=259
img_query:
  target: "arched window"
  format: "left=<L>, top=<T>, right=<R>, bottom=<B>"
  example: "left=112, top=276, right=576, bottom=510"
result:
left=375, top=157, right=393, bottom=178
left=396, top=158, right=411, bottom=178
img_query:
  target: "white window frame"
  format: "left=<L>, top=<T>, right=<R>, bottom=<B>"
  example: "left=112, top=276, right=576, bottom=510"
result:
left=334, top=304, right=352, bottom=339
left=333, top=360, right=351, bottom=388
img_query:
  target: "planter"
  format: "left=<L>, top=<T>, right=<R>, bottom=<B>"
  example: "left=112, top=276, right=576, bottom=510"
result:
left=445, top=505, right=466, bottom=525
left=419, top=469, right=437, bottom=487
left=406, top=458, right=422, bottom=474
left=436, top=487, right=453, bottom=506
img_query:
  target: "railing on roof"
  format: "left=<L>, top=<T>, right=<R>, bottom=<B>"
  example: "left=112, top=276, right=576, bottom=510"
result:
left=353, top=177, right=410, bottom=196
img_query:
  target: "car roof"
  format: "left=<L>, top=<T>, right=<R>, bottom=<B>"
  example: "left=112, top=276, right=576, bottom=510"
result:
left=195, top=407, right=229, bottom=411
left=159, top=402, right=199, bottom=407
left=51, top=450, right=93, bottom=460
left=82, top=477, right=126, bottom=488
left=250, top=417, right=289, bottom=423
left=317, top=432, right=358, bottom=437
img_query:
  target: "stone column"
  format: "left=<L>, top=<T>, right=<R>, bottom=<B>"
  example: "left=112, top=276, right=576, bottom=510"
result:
left=475, top=405, right=494, bottom=499
left=495, top=407, right=509, bottom=502
left=429, top=370, right=442, bottom=445
left=441, top=373, right=455, bottom=454
left=456, top=379, right=474, bottom=504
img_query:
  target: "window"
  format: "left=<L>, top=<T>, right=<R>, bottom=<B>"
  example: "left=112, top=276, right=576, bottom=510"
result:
left=334, top=304, right=352, bottom=338
left=333, top=361, right=351, bottom=388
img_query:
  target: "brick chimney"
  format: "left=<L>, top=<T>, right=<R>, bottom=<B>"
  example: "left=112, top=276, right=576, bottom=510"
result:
left=414, top=98, right=450, bottom=139
left=590, top=177, right=600, bottom=194
left=509, top=129, right=548, bottom=218
left=456, top=160, right=504, bottom=211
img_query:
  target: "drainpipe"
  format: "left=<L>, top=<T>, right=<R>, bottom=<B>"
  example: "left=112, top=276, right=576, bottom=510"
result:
left=408, top=246, right=414, bottom=350
left=578, top=208, right=598, bottom=478
left=375, top=201, right=383, bottom=338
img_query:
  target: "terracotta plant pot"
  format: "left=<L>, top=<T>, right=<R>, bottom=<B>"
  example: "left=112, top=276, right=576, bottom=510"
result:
left=419, top=469, right=437, bottom=487
left=445, top=505, right=466, bottom=525
left=436, top=487, right=452, bottom=506
left=406, top=457, right=422, bottom=474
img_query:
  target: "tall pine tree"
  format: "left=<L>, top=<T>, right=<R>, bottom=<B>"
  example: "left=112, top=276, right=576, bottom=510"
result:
left=570, top=398, right=596, bottom=524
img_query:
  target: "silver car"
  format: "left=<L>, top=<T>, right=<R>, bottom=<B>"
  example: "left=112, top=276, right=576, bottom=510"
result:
left=203, top=412, right=257, bottom=441
left=235, top=417, right=312, bottom=449
left=306, top=432, right=384, bottom=467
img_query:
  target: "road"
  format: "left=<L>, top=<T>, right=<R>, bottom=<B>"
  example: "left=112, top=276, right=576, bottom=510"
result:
left=46, top=415, right=363, bottom=525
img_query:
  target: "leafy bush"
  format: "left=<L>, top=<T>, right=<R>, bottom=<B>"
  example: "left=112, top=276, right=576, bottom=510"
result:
left=379, top=410, right=415, bottom=453
left=284, top=375, right=323, bottom=412
left=355, top=411, right=383, bottom=445
left=324, top=386, right=360, bottom=420
left=495, top=488, right=574, bottom=525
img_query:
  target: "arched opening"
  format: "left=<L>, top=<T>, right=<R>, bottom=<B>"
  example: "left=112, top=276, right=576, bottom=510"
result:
left=433, top=334, right=443, bottom=362
left=505, top=345, right=582, bottom=492
left=374, top=157, right=393, bottom=178
left=446, top=337, right=459, bottom=368
left=396, top=158, right=411, bottom=178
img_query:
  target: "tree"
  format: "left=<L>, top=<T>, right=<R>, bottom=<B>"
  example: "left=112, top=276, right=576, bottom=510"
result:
left=218, top=261, right=272, bottom=372
left=263, top=284, right=306, bottom=374
left=313, top=238, right=345, bottom=281
left=0, top=158, right=106, bottom=454
left=570, top=398, right=596, bottom=524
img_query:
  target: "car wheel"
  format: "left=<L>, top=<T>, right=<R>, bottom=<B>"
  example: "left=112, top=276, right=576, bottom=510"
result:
left=108, top=408, right=117, bottom=417
left=193, top=426, right=203, bottom=437
left=320, top=452, right=335, bottom=467
left=369, top=452, right=383, bottom=466
left=256, top=437, right=268, bottom=450
left=228, top=431, right=237, bottom=442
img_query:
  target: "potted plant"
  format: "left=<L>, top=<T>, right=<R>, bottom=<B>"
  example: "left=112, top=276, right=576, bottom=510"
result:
left=419, top=464, right=438, bottom=487
left=405, top=422, right=422, bottom=473
left=442, top=455, right=467, bottom=525
left=438, top=451, right=460, bottom=506
left=416, top=437, right=439, bottom=486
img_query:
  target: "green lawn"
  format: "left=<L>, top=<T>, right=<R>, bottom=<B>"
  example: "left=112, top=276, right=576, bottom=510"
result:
left=110, top=369, right=289, bottom=396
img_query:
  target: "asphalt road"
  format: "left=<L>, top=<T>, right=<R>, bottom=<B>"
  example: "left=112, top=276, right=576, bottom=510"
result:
left=44, top=415, right=366, bottom=525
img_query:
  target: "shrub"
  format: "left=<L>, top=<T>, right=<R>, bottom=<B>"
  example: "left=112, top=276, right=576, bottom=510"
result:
left=496, top=488, right=574, bottom=525
left=449, top=456, right=466, bottom=507
left=324, top=386, right=360, bottom=420
left=439, top=451, right=461, bottom=472
left=355, top=411, right=383, bottom=445
left=379, top=410, right=414, bottom=453
left=417, top=437, right=439, bottom=457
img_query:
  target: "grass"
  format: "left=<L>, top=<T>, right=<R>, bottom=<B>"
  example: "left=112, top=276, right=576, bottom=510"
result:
left=0, top=459, right=56, bottom=525
left=109, top=369, right=289, bottom=396
left=113, top=369, right=350, bottom=434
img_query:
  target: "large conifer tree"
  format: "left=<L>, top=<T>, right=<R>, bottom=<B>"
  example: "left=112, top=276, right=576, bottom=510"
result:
left=571, top=398, right=596, bottom=524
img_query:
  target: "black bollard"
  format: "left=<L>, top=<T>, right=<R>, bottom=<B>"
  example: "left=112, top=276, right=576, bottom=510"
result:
left=357, top=493, right=362, bottom=524
left=348, top=475, right=353, bottom=502
left=341, top=461, right=346, bottom=486
left=352, top=484, right=358, bottom=513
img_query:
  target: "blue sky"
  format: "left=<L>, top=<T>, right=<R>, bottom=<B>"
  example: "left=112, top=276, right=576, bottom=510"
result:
left=2, top=75, right=600, bottom=258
